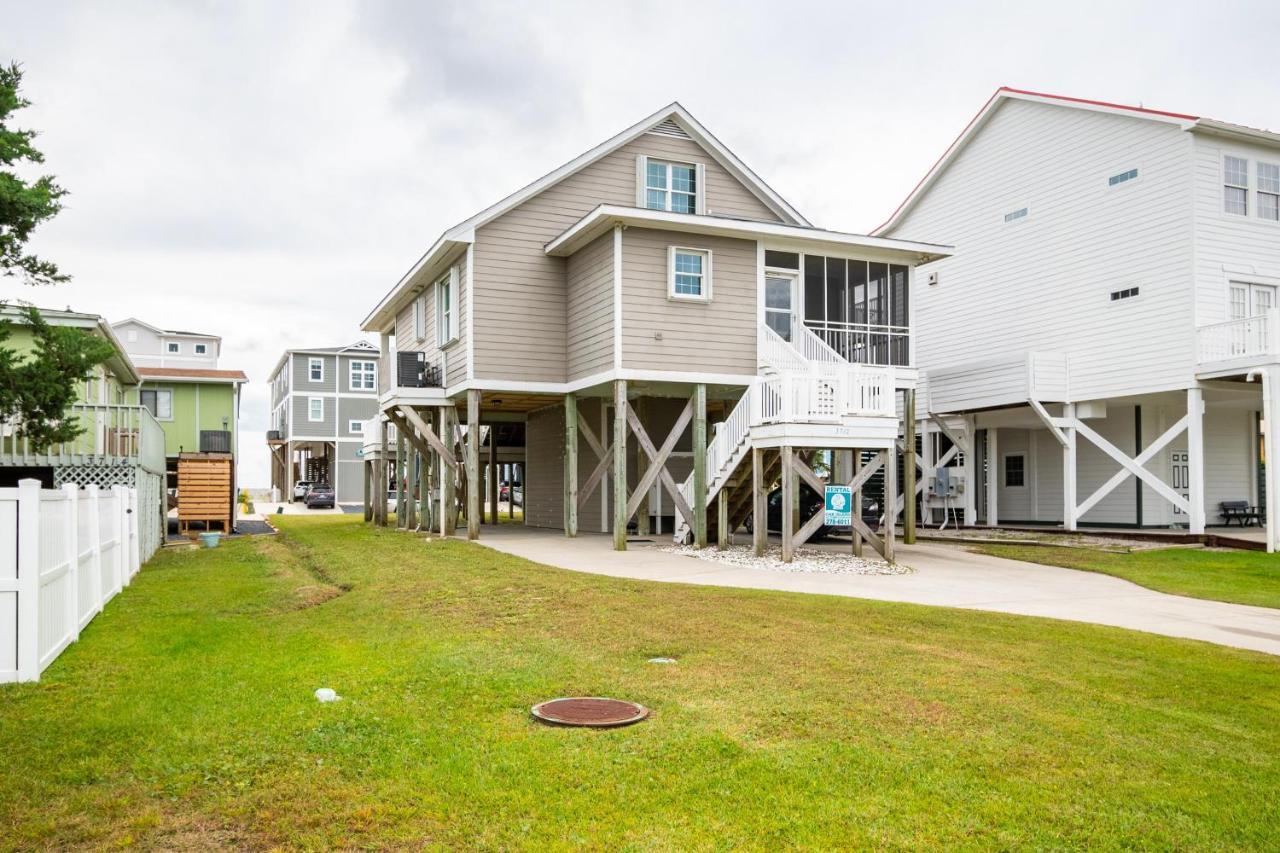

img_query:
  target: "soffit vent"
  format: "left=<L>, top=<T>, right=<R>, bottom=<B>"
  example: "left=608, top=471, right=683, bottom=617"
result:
left=648, top=118, right=691, bottom=139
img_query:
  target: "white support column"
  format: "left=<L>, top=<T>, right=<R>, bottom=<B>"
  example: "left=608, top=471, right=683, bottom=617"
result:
left=986, top=427, right=998, bottom=528
left=1186, top=387, right=1205, bottom=535
left=1261, top=370, right=1280, bottom=553
left=1063, top=403, right=1078, bottom=531
left=963, top=416, right=977, bottom=526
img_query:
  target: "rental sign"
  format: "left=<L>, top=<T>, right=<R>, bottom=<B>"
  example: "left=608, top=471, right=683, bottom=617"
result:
left=824, top=484, right=852, bottom=526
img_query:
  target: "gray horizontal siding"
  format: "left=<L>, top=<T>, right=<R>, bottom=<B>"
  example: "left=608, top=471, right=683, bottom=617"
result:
left=293, top=353, right=336, bottom=394
left=620, top=228, right=757, bottom=375
left=472, top=133, right=782, bottom=383
left=567, top=230, right=615, bottom=380
left=292, top=394, right=336, bottom=437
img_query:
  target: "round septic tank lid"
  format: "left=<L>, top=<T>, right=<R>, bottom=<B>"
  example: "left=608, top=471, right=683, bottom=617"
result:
left=531, top=697, right=649, bottom=728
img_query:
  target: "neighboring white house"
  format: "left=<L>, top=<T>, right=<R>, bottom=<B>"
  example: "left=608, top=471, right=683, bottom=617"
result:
left=111, top=318, right=221, bottom=369
left=878, top=87, right=1280, bottom=548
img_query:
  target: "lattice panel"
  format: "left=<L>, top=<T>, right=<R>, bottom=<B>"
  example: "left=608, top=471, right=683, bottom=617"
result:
left=54, top=464, right=137, bottom=490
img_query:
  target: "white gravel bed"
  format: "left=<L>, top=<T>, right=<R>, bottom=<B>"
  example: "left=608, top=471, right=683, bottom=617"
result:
left=661, top=543, right=911, bottom=575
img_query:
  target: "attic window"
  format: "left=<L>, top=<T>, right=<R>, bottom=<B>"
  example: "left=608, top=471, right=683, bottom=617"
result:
left=1003, top=207, right=1029, bottom=224
left=646, top=160, right=697, bottom=213
left=1108, top=168, right=1139, bottom=186
left=1110, top=286, right=1140, bottom=301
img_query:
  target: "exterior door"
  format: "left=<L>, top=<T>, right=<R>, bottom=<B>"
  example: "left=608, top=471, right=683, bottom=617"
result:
left=1229, top=282, right=1277, bottom=319
left=765, top=273, right=797, bottom=342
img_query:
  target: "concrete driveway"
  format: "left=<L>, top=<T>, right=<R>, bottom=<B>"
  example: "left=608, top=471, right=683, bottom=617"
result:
left=470, top=526, right=1280, bottom=656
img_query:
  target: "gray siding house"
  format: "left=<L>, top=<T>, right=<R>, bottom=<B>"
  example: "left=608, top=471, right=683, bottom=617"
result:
left=266, top=342, right=380, bottom=503
left=358, top=104, right=949, bottom=561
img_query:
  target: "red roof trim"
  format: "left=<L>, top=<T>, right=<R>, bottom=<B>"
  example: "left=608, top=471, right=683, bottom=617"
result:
left=997, top=86, right=1199, bottom=122
left=873, top=86, right=1200, bottom=235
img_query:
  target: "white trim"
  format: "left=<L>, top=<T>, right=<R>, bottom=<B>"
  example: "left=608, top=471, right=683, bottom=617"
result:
left=465, top=244, right=474, bottom=379
left=307, top=397, right=325, bottom=422
left=140, top=386, right=174, bottom=422
left=437, top=268, right=458, bottom=348
left=547, top=204, right=951, bottom=260
left=667, top=246, right=713, bottom=302
left=348, top=359, right=377, bottom=392
left=613, top=225, right=623, bottom=369
left=348, top=419, right=364, bottom=434
left=361, top=103, right=811, bottom=331
left=165, top=341, right=181, bottom=355
left=1001, top=451, right=1027, bottom=489
left=308, top=357, right=325, bottom=383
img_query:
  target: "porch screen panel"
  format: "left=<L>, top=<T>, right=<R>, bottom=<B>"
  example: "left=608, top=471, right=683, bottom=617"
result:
left=825, top=258, right=847, bottom=358
left=849, top=261, right=868, bottom=363
left=868, top=262, right=888, bottom=364
left=804, top=255, right=826, bottom=323
left=890, top=264, right=909, bottom=365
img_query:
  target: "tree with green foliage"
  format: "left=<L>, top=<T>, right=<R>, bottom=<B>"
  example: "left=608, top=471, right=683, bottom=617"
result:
left=0, top=63, right=115, bottom=450
left=0, top=306, right=117, bottom=449
left=1, top=62, right=67, bottom=286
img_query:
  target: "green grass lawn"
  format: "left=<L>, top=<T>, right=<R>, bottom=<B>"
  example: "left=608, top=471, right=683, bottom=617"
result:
left=970, top=543, right=1280, bottom=609
left=2, top=516, right=1278, bottom=849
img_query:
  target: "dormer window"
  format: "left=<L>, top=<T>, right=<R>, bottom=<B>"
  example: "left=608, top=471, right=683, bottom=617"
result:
left=639, top=157, right=701, bottom=213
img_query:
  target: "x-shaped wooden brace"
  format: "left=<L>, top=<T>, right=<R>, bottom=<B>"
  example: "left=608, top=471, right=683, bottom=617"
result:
left=576, top=412, right=613, bottom=511
left=624, top=400, right=694, bottom=527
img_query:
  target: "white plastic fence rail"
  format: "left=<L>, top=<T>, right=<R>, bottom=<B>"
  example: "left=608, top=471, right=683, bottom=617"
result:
left=0, top=480, right=143, bottom=684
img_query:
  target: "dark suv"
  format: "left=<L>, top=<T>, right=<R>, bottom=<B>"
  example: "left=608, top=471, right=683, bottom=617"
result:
left=304, top=483, right=335, bottom=509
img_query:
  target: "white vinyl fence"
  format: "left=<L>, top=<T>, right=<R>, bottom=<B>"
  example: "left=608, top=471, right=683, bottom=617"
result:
left=1, top=479, right=145, bottom=683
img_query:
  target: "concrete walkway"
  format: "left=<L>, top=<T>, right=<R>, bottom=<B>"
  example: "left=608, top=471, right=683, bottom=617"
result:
left=470, top=526, right=1280, bottom=656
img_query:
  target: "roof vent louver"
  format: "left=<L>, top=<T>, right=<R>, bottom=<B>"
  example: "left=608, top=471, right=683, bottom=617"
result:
left=649, top=118, right=691, bottom=139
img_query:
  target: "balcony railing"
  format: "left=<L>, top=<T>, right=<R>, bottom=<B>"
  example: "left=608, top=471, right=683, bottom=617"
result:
left=1197, top=310, right=1280, bottom=365
left=804, top=319, right=910, bottom=367
left=1, top=404, right=166, bottom=473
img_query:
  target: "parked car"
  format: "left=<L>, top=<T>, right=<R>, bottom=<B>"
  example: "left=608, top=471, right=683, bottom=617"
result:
left=304, top=483, right=335, bottom=509
left=500, top=481, right=523, bottom=506
left=293, top=480, right=315, bottom=501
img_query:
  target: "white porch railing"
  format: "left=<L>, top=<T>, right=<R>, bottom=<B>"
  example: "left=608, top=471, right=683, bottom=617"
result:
left=1197, top=309, right=1280, bottom=364
left=1, top=480, right=143, bottom=683
left=0, top=404, right=166, bottom=473
left=805, top=319, right=911, bottom=367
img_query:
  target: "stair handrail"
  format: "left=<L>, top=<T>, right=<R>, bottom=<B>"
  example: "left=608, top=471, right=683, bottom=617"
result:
left=794, top=321, right=846, bottom=370
left=758, top=324, right=810, bottom=374
left=676, top=381, right=760, bottom=534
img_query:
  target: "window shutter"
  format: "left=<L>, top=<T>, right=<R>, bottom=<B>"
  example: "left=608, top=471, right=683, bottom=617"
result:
left=450, top=265, right=461, bottom=340
left=695, top=163, right=706, bottom=214
left=635, top=155, right=648, bottom=207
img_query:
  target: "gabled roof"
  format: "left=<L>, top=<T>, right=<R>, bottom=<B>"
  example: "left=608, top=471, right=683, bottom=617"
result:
left=112, top=317, right=221, bottom=341
left=874, top=87, right=1209, bottom=235
left=362, top=102, right=810, bottom=331
left=268, top=341, right=378, bottom=381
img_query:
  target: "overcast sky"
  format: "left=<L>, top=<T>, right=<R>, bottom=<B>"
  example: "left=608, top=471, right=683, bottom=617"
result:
left=3, top=0, right=1279, bottom=488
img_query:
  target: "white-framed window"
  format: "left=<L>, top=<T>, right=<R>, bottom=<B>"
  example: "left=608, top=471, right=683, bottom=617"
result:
left=437, top=269, right=458, bottom=346
left=140, top=388, right=173, bottom=421
left=644, top=159, right=698, bottom=213
left=1225, top=155, right=1249, bottom=215
left=1003, top=453, right=1026, bottom=488
left=349, top=359, right=377, bottom=391
left=165, top=341, right=180, bottom=354
left=1003, top=207, right=1029, bottom=224
left=194, top=343, right=207, bottom=355
left=308, top=397, right=324, bottom=422
left=309, top=357, right=324, bottom=382
left=348, top=419, right=364, bottom=434
left=413, top=293, right=426, bottom=341
left=1258, top=161, right=1280, bottom=222
left=668, top=247, right=712, bottom=301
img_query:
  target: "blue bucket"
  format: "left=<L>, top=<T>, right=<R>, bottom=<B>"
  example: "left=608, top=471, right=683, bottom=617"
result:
left=199, top=532, right=222, bottom=548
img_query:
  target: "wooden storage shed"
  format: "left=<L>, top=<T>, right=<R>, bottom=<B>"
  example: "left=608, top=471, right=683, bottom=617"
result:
left=177, top=452, right=234, bottom=535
